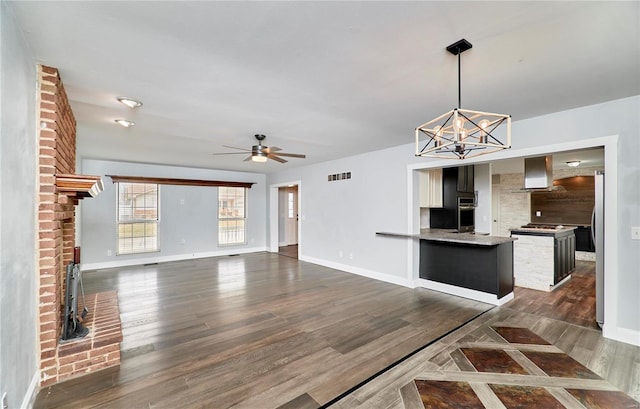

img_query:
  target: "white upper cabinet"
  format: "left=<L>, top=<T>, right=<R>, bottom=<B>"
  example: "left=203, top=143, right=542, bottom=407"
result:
left=419, top=168, right=443, bottom=208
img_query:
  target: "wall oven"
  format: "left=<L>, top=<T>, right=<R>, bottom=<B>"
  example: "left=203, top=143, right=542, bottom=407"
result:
left=457, top=196, right=475, bottom=233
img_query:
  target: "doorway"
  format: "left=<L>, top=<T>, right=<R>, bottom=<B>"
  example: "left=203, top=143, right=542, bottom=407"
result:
left=277, top=185, right=299, bottom=259
left=408, top=135, right=620, bottom=340
left=491, top=148, right=604, bottom=328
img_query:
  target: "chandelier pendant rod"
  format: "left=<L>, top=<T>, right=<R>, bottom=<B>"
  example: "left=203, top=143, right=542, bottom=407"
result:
left=458, top=48, right=462, bottom=109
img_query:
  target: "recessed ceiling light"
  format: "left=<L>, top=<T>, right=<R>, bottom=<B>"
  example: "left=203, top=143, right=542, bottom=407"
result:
left=114, top=119, right=135, bottom=128
left=566, top=160, right=581, bottom=167
left=116, top=97, right=143, bottom=108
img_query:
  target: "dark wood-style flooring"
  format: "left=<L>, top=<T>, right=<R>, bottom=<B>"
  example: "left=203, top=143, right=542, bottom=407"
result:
left=332, top=307, right=640, bottom=408
left=505, top=260, right=599, bottom=329
left=35, top=252, right=491, bottom=408
left=278, top=244, right=298, bottom=259
left=331, top=259, right=640, bottom=408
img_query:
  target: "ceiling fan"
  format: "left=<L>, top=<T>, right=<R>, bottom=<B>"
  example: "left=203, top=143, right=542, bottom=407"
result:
left=213, top=134, right=306, bottom=163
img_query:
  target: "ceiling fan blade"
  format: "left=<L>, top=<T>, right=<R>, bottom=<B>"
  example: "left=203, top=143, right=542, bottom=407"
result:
left=222, top=145, right=252, bottom=152
left=215, top=135, right=302, bottom=163
left=212, top=152, right=250, bottom=155
left=267, top=154, right=287, bottom=163
left=274, top=152, right=306, bottom=159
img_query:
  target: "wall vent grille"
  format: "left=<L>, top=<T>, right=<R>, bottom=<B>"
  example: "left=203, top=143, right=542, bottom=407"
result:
left=328, top=172, right=351, bottom=182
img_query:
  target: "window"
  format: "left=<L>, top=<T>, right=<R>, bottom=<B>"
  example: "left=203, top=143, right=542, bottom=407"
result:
left=287, top=192, right=295, bottom=218
left=117, top=183, right=159, bottom=254
left=218, top=187, right=246, bottom=245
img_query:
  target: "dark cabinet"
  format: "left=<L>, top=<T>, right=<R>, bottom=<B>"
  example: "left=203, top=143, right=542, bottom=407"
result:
left=419, top=239, right=514, bottom=298
left=555, top=233, right=576, bottom=283
left=430, top=165, right=475, bottom=229
left=575, top=226, right=595, bottom=252
left=457, top=165, right=474, bottom=193
left=429, top=167, right=458, bottom=229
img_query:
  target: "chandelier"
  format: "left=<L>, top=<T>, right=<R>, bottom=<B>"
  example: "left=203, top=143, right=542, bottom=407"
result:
left=415, top=39, right=511, bottom=160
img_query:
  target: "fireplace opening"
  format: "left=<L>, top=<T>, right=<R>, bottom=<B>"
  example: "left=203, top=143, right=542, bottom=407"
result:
left=61, top=247, right=89, bottom=341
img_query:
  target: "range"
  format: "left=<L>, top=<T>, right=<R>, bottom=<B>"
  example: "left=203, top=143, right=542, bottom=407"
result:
left=521, top=223, right=565, bottom=230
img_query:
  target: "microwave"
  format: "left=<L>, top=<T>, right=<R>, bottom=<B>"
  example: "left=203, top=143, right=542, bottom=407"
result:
left=457, top=196, right=475, bottom=233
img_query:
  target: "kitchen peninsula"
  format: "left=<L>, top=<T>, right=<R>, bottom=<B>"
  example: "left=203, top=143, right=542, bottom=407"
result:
left=377, top=229, right=516, bottom=304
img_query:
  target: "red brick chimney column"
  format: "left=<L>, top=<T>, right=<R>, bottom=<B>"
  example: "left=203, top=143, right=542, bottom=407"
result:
left=37, top=65, right=78, bottom=386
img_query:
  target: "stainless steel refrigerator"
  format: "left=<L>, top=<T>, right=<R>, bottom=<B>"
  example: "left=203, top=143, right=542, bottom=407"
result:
left=592, top=171, right=604, bottom=327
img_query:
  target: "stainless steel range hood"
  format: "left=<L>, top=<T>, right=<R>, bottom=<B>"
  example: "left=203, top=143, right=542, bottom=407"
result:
left=522, top=156, right=562, bottom=191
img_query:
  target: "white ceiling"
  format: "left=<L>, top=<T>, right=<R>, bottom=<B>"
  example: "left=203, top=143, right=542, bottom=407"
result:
left=10, top=1, right=639, bottom=173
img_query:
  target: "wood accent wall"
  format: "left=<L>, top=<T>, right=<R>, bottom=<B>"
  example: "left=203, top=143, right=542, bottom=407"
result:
left=530, top=176, right=595, bottom=225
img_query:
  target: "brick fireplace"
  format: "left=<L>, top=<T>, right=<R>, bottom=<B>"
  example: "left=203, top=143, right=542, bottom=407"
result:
left=37, top=65, right=121, bottom=386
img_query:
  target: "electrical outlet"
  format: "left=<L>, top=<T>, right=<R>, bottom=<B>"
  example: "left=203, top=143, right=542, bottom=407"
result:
left=339, top=251, right=343, bottom=258
left=180, top=238, right=186, bottom=245
left=180, top=198, right=185, bottom=205
left=536, top=211, right=542, bottom=217
left=107, top=249, right=112, bottom=257
left=349, top=252, right=353, bottom=260
left=632, top=226, right=640, bottom=240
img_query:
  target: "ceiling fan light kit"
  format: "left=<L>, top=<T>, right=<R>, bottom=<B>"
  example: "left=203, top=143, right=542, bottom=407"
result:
left=251, top=152, right=268, bottom=162
left=213, top=134, right=306, bottom=164
left=415, top=39, right=512, bottom=160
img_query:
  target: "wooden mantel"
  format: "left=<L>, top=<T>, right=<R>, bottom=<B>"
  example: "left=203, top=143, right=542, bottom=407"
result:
left=55, top=174, right=104, bottom=199
left=106, top=175, right=255, bottom=189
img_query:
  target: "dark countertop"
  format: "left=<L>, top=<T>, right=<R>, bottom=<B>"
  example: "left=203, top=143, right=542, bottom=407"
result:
left=376, top=229, right=516, bottom=247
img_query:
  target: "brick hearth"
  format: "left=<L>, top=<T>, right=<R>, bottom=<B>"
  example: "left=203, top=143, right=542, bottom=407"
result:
left=57, top=291, right=123, bottom=382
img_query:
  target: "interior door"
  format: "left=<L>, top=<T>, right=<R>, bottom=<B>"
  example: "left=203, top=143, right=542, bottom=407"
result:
left=285, top=187, right=298, bottom=245
left=491, top=185, right=500, bottom=235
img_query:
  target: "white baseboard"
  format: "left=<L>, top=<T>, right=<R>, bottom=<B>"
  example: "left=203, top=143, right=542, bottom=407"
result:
left=603, top=324, right=640, bottom=347
left=22, top=371, right=39, bottom=409
left=79, top=248, right=639, bottom=348
left=297, top=256, right=513, bottom=305
left=414, top=278, right=513, bottom=306
left=299, top=255, right=412, bottom=288
left=80, top=247, right=268, bottom=271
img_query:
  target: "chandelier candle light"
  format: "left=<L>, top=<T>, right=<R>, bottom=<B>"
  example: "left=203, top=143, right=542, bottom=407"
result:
left=415, top=39, right=512, bottom=160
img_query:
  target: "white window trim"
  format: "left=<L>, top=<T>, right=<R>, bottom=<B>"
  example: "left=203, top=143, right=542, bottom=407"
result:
left=218, top=187, right=247, bottom=246
left=116, top=183, right=161, bottom=255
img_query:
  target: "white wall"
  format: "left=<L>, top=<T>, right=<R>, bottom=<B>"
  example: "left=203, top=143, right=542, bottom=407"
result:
left=0, top=2, right=39, bottom=406
left=268, top=145, right=416, bottom=286
left=79, top=159, right=267, bottom=270
left=268, top=96, right=640, bottom=345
